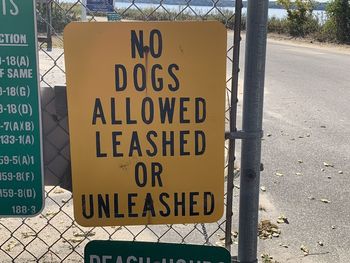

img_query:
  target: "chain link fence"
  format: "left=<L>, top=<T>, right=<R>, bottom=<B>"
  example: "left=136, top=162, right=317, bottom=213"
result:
left=0, top=1, right=242, bottom=262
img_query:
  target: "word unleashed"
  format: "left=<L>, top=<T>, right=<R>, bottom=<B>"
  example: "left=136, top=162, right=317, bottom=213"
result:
left=81, top=191, right=215, bottom=220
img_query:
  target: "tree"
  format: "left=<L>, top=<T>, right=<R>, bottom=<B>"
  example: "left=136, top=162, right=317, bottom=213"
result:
left=36, top=3, right=80, bottom=33
left=278, top=0, right=316, bottom=36
left=326, top=0, right=350, bottom=43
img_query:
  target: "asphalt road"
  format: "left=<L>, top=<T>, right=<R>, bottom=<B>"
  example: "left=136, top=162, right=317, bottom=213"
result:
left=231, top=34, right=350, bottom=262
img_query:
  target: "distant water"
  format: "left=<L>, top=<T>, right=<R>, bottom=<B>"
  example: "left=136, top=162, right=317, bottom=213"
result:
left=114, top=2, right=327, bottom=21
left=62, top=0, right=327, bottom=21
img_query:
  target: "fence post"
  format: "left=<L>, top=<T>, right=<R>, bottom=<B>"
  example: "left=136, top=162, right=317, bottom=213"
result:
left=46, top=1, right=52, bottom=51
left=237, top=0, right=269, bottom=262
left=224, top=0, right=243, bottom=253
left=81, top=0, right=87, bottom=21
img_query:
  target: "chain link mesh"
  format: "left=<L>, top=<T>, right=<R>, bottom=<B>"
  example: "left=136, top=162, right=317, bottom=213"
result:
left=0, top=1, right=239, bottom=262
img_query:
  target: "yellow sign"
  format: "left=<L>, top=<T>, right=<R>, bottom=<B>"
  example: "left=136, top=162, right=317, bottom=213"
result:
left=64, top=21, right=226, bottom=227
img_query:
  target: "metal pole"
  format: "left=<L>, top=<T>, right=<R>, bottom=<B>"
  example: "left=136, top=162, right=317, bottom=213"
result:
left=46, top=1, right=52, bottom=51
left=81, top=0, right=87, bottom=21
left=237, top=0, right=269, bottom=263
left=225, top=0, right=243, bottom=252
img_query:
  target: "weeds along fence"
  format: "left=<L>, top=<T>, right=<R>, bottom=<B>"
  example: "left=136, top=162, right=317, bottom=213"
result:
left=0, top=1, right=242, bottom=262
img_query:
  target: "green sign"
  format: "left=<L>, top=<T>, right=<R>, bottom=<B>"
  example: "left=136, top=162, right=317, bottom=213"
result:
left=85, top=241, right=231, bottom=263
left=0, top=0, right=44, bottom=216
left=107, top=13, right=121, bottom=21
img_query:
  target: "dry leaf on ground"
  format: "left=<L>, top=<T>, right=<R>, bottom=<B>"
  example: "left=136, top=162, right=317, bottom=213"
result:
left=53, top=188, right=64, bottom=194
left=45, top=211, right=59, bottom=218
left=323, top=162, right=334, bottom=167
left=232, top=231, right=238, bottom=238
left=279, top=243, right=289, bottom=248
left=277, top=215, right=289, bottom=224
left=65, top=237, right=83, bottom=243
left=261, top=253, right=280, bottom=263
left=5, top=241, right=20, bottom=252
left=258, top=220, right=281, bottom=239
left=73, top=231, right=96, bottom=238
left=22, top=231, right=36, bottom=238
left=301, top=245, right=309, bottom=256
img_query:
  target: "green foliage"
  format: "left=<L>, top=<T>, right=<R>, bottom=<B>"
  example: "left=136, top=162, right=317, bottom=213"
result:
left=277, top=0, right=316, bottom=36
left=325, top=0, right=350, bottom=43
left=118, top=8, right=238, bottom=29
left=34, top=2, right=350, bottom=45
left=313, top=18, right=337, bottom=42
left=36, top=3, right=80, bottom=33
left=268, top=17, right=290, bottom=34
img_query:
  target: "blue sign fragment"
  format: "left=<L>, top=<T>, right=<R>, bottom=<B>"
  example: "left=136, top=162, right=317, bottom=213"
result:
left=87, top=0, right=114, bottom=12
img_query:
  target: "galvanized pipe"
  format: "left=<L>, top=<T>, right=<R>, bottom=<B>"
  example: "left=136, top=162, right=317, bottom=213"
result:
left=237, top=0, right=269, bottom=262
left=46, top=1, right=53, bottom=51
left=81, top=0, right=87, bottom=21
